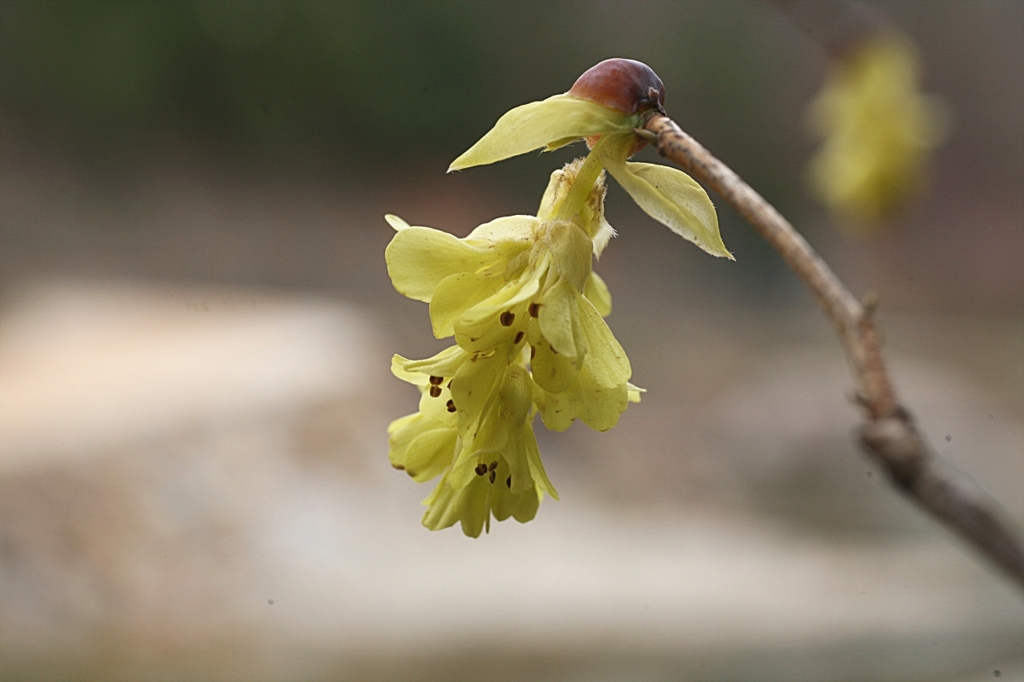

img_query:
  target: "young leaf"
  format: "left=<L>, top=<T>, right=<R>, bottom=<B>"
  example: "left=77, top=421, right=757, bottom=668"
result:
left=449, top=94, right=633, bottom=172
left=605, top=160, right=733, bottom=259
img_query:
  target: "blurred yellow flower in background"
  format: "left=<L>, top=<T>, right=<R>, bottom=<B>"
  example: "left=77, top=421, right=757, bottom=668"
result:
left=807, top=32, right=950, bottom=226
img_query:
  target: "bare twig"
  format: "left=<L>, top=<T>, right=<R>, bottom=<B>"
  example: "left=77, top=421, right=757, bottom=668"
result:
left=770, top=0, right=885, bottom=61
left=640, top=115, right=1024, bottom=592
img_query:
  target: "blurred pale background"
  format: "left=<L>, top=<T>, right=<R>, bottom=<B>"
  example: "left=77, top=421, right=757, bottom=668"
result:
left=1, top=1, right=1022, bottom=680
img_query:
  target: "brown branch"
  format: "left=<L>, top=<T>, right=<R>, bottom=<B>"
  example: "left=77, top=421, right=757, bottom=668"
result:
left=639, top=115, right=1024, bottom=593
left=770, top=0, right=886, bottom=61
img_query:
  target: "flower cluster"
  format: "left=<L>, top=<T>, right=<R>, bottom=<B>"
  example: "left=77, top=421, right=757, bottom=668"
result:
left=806, top=32, right=949, bottom=225
left=386, top=59, right=730, bottom=536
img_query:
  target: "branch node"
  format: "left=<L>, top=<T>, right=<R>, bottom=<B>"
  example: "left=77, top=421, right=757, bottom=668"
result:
left=860, top=411, right=923, bottom=488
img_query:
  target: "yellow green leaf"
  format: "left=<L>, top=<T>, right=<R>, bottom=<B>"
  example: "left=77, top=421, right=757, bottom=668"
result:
left=603, top=160, right=733, bottom=259
left=449, top=94, right=632, bottom=171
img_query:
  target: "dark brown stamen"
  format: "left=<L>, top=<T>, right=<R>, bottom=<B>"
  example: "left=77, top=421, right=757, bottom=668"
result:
left=475, top=463, right=488, bottom=476
left=429, top=385, right=442, bottom=398
left=528, top=302, right=540, bottom=317
left=500, top=311, right=515, bottom=326
left=514, top=331, right=524, bottom=344
left=428, top=375, right=443, bottom=385
left=446, top=399, right=456, bottom=413
left=488, top=461, right=498, bottom=472
left=530, top=345, right=537, bottom=360
left=506, top=476, right=512, bottom=489
left=489, top=471, right=496, bottom=484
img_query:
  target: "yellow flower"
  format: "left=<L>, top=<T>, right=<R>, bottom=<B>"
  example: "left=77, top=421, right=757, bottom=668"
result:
left=389, top=346, right=557, bottom=537
left=386, top=59, right=729, bottom=535
left=387, top=163, right=637, bottom=536
left=807, top=32, right=950, bottom=225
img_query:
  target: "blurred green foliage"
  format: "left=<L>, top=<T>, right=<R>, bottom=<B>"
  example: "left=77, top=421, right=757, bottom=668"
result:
left=2, top=1, right=489, bottom=159
left=0, top=1, right=799, bottom=168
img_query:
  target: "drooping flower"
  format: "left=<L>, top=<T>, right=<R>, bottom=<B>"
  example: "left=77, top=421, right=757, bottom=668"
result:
left=806, top=32, right=949, bottom=226
left=387, top=163, right=638, bottom=536
left=386, top=58, right=729, bottom=536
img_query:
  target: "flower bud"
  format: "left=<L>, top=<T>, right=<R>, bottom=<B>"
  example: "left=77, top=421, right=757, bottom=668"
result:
left=568, top=58, right=666, bottom=116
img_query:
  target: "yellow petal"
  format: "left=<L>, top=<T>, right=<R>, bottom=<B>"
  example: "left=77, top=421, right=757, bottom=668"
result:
left=385, top=226, right=502, bottom=302
left=491, top=478, right=542, bottom=524
left=388, top=417, right=457, bottom=482
left=457, top=356, right=541, bottom=485
left=523, top=424, right=557, bottom=500
left=422, top=472, right=490, bottom=537
left=397, top=345, right=467, bottom=380
left=414, top=378, right=458, bottom=423
left=449, top=94, right=633, bottom=171
left=449, top=347, right=506, bottom=430
left=603, top=160, right=733, bottom=260
left=533, top=378, right=578, bottom=432
left=529, top=338, right=579, bottom=395
left=452, top=265, right=544, bottom=353
left=429, top=272, right=507, bottom=339
left=538, top=278, right=587, bottom=360
left=390, top=354, right=429, bottom=386
left=584, top=271, right=612, bottom=317
left=467, top=215, right=539, bottom=242
left=384, top=214, right=412, bottom=231
left=450, top=411, right=508, bottom=489
left=422, top=466, right=543, bottom=536
left=575, top=291, right=630, bottom=388
left=455, top=363, right=534, bottom=494
left=576, top=377, right=629, bottom=432
left=533, top=364, right=629, bottom=433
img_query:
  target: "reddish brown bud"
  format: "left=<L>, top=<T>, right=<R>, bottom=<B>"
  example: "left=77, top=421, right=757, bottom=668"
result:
left=568, top=58, right=666, bottom=116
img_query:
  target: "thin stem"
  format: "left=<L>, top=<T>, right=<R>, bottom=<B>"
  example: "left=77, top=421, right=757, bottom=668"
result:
left=641, top=114, right=1024, bottom=593
left=554, top=139, right=607, bottom=223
